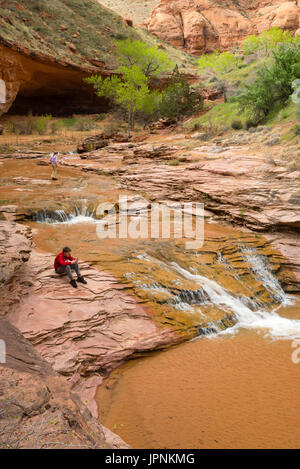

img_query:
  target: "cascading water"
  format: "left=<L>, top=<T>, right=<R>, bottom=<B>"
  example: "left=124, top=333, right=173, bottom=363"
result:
left=127, top=248, right=298, bottom=340
left=29, top=195, right=298, bottom=340
left=241, top=246, right=287, bottom=304
left=31, top=204, right=97, bottom=224
left=171, top=261, right=298, bottom=339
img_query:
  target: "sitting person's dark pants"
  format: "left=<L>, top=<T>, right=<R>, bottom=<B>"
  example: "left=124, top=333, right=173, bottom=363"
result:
left=55, top=263, right=81, bottom=281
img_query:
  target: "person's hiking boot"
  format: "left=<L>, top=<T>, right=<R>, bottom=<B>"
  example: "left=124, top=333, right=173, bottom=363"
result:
left=70, top=279, right=77, bottom=288
left=77, top=276, right=87, bottom=284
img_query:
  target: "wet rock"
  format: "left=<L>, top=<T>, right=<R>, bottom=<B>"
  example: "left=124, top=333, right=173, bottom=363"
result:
left=78, top=134, right=108, bottom=154
left=13, top=177, right=51, bottom=185
left=1, top=207, right=178, bottom=419
left=4, top=246, right=178, bottom=416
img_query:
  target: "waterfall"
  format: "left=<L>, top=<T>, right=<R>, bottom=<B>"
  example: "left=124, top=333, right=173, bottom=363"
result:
left=32, top=204, right=96, bottom=224
left=128, top=248, right=298, bottom=339
left=171, top=262, right=298, bottom=340
left=241, top=246, right=287, bottom=304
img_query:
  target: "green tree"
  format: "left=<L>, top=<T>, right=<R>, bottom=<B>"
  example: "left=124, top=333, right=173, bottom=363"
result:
left=87, top=39, right=175, bottom=135
left=159, top=66, right=203, bottom=119
left=242, top=27, right=300, bottom=57
left=87, top=65, right=157, bottom=136
left=198, top=51, right=242, bottom=101
left=115, top=39, right=173, bottom=77
left=237, top=43, right=300, bottom=123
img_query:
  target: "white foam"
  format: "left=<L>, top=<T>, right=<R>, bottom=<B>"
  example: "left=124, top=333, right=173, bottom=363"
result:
left=171, top=262, right=299, bottom=340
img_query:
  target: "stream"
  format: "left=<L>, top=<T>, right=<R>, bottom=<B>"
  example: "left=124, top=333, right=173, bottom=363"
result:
left=1, top=158, right=300, bottom=448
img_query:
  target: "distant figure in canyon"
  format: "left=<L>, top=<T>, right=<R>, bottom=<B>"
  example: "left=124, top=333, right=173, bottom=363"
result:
left=54, top=246, right=87, bottom=288
left=49, top=152, right=59, bottom=181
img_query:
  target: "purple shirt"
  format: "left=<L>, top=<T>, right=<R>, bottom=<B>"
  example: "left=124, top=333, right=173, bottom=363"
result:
left=50, top=153, right=58, bottom=165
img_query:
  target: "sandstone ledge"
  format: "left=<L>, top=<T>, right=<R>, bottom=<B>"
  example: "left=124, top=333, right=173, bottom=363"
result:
left=0, top=316, right=129, bottom=449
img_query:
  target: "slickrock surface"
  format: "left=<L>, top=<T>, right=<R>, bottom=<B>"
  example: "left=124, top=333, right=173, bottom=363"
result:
left=0, top=206, right=178, bottom=420
left=0, top=211, right=129, bottom=448
left=143, top=0, right=300, bottom=55
left=60, top=139, right=300, bottom=291
left=119, top=154, right=300, bottom=231
left=0, top=205, right=32, bottom=290
left=0, top=317, right=128, bottom=449
left=6, top=251, right=178, bottom=416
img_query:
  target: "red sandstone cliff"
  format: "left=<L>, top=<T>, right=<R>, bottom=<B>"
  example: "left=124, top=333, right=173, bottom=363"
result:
left=142, top=0, right=300, bottom=54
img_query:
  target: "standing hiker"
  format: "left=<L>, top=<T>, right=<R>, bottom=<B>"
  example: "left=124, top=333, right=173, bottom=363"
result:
left=50, top=152, right=59, bottom=181
left=54, top=246, right=87, bottom=288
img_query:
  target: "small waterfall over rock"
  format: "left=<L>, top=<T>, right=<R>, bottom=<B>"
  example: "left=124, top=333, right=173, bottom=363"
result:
left=126, top=246, right=297, bottom=340
left=241, top=246, right=287, bottom=304
left=31, top=203, right=97, bottom=224
left=170, top=261, right=298, bottom=339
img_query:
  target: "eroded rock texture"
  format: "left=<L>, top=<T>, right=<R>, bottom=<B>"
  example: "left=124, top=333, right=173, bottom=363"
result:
left=143, top=0, right=300, bottom=54
left=61, top=140, right=300, bottom=291
left=0, top=317, right=129, bottom=449
left=0, top=206, right=178, bottom=420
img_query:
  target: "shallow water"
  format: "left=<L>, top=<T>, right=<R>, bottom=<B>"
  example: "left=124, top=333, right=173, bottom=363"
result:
left=96, top=319, right=300, bottom=449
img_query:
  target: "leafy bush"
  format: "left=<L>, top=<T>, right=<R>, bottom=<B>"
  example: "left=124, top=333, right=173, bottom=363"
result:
left=75, top=118, right=97, bottom=131
left=198, top=51, right=242, bottom=101
left=198, top=51, right=242, bottom=75
left=8, top=119, right=33, bottom=135
left=94, top=113, right=107, bottom=122
left=245, top=119, right=257, bottom=130
left=292, top=124, right=300, bottom=136
left=51, top=120, right=64, bottom=134
left=35, top=115, right=52, bottom=134
left=62, top=117, right=77, bottom=128
left=231, top=119, right=243, bottom=130
left=237, top=44, right=300, bottom=123
left=242, top=27, right=300, bottom=57
left=158, top=66, right=203, bottom=120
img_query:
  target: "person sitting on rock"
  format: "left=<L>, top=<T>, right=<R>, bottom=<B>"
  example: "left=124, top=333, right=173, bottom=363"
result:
left=54, top=246, right=87, bottom=288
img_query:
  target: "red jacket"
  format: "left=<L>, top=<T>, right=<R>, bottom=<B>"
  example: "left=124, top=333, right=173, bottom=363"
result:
left=54, top=252, right=75, bottom=270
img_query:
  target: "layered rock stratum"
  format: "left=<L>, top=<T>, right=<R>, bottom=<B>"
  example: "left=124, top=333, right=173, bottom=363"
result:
left=60, top=134, right=300, bottom=292
left=142, top=0, right=300, bottom=54
left=0, top=209, right=131, bottom=448
left=0, top=206, right=179, bottom=425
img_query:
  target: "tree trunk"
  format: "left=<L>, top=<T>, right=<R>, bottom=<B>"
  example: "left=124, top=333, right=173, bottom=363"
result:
left=128, top=104, right=132, bottom=138
left=223, top=88, right=228, bottom=103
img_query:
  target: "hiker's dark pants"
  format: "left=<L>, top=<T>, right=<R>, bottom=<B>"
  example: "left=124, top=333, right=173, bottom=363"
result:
left=55, top=263, right=81, bottom=281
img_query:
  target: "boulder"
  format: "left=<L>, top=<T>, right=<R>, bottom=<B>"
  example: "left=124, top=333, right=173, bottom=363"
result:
left=0, top=317, right=129, bottom=449
left=77, top=132, right=128, bottom=154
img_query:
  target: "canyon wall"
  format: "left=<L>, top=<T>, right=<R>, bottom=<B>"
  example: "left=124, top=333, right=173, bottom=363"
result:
left=143, top=0, right=300, bottom=54
left=0, top=43, right=110, bottom=116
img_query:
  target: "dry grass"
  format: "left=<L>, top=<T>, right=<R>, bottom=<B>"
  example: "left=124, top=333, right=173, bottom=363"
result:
left=96, top=0, right=160, bottom=25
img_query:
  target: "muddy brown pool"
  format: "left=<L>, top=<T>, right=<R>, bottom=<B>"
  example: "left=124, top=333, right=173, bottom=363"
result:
left=96, top=321, right=300, bottom=449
